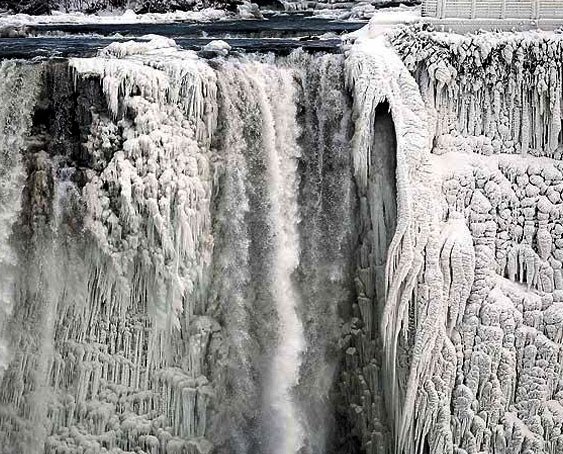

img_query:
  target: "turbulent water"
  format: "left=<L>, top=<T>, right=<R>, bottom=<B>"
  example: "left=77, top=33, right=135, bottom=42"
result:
left=0, top=40, right=386, bottom=453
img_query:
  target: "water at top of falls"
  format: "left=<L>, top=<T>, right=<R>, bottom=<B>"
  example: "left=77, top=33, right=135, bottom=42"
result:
left=0, top=35, right=345, bottom=59
left=0, top=13, right=366, bottom=59
left=24, top=13, right=367, bottom=37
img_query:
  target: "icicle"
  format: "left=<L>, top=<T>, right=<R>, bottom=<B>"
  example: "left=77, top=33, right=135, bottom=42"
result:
left=347, top=35, right=451, bottom=454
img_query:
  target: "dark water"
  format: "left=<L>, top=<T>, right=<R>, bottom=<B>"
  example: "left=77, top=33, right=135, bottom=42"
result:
left=28, top=13, right=367, bottom=38
left=0, top=36, right=345, bottom=58
left=0, top=13, right=368, bottom=58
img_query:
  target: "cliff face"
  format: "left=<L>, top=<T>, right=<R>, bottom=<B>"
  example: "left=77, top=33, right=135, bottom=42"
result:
left=345, top=25, right=563, bottom=454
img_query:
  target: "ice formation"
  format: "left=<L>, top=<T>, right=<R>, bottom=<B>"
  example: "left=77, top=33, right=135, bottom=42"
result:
left=0, top=8, right=228, bottom=28
left=0, top=37, right=359, bottom=453
left=346, top=34, right=452, bottom=454
left=341, top=22, right=563, bottom=454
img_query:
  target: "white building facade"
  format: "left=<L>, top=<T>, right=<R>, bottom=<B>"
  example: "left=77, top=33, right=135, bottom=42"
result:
left=422, top=0, right=563, bottom=19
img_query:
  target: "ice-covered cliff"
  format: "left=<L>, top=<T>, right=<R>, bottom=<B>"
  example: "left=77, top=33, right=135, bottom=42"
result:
left=0, top=38, right=361, bottom=454
left=343, top=22, right=563, bottom=454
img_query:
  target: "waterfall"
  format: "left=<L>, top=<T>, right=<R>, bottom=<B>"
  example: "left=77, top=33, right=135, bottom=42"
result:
left=3, top=22, right=563, bottom=454
left=253, top=62, right=306, bottom=454
left=209, top=58, right=307, bottom=453
left=0, top=41, right=362, bottom=454
left=290, top=51, right=357, bottom=454
left=210, top=54, right=355, bottom=453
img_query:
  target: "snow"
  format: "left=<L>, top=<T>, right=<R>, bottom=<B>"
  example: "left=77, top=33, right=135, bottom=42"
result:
left=344, top=6, right=421, bottom=41
left=280, top=0, right=419, bottom=20
left=201, top=40, right=231, bottom=56
left=0, top=8, right=228, bottom=28
left=236, top=1, right=264, bottom=20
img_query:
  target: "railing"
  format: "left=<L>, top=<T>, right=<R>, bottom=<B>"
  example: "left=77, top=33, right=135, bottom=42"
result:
left=422, top=0, right=563, bottom=19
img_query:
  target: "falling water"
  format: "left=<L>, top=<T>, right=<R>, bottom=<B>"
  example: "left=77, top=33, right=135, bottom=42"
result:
left=255, top=63, right=306, bottom=454
left=0, top=61, right=42, bottom=379
left=210, top=53, right=356, bottom=454
left=210, top=57, right=306, bottom=453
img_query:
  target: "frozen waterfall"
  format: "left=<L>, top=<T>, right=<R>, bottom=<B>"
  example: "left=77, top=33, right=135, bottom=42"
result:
left=0, top=61, right=41, bottom=379
left=0, top=42, right=359, bottom=454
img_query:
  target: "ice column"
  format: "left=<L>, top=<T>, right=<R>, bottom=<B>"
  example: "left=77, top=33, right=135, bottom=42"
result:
left=0, top=61, right=42, bottom=379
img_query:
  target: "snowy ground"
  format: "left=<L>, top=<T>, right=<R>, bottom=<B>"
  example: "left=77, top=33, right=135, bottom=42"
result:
left=343, top=5, right=420, bottom=40
left=345, top=5, right=562, bottom=41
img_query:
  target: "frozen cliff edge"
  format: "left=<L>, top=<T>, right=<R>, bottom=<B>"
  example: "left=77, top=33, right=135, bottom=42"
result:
left=346, top=32, right=472, bottom=454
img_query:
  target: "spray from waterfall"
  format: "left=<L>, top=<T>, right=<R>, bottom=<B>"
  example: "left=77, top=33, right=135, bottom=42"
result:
left=254, top=64, right=306, bottom=454
left=217, top=59, right=308, bottom=454
left=211, top=54, right=352, bottom=453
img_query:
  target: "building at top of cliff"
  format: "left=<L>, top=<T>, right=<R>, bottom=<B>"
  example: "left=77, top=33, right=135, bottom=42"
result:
left=422, top=0, right=563, bottom=20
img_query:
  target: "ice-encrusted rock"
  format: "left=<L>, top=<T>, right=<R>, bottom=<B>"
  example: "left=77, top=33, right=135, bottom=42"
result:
left=346, top=35, right=468, bottom=454
left=0, top=39, right=220, bottom=454
left=202, top=40, right=231, bottom=54
left=348, top=23, right=563, bottom=454
left=390, top=27, right=563, bottom=158
left=70, top=37, right=218, bottom=335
